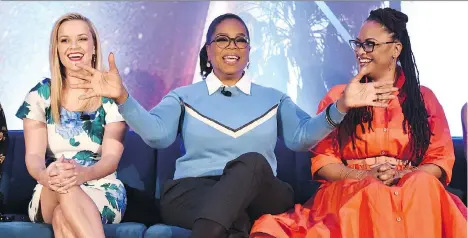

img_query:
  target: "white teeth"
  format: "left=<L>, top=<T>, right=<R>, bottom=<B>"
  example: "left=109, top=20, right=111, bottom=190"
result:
left=223, top=55, right=239, bottom=60
left=359, top=58, right=372, bottom=63
left=68, top=53, right=84, bottom=58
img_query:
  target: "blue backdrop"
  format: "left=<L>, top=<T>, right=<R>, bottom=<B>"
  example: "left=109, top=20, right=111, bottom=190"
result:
left=0, top=1, right=466, bottom=136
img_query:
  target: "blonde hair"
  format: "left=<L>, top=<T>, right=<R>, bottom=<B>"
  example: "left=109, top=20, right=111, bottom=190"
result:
left=49, top=13, right=102, bottom=124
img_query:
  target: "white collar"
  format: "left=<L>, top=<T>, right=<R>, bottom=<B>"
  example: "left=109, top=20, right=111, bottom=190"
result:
left=205, top=71, right=251, bottom=95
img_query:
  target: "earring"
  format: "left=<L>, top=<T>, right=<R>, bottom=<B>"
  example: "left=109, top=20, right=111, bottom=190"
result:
left=246, top=61, right=250, bottom=69
left=206, top=61, right=211, bottom=68
left=92, top=54, right=97, bottom=68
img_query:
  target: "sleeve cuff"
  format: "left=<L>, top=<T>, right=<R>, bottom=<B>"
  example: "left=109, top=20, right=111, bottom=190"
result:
left=117, top=95, right=140, bottom=117
left=311, top=154, right=343, bottom=183
left=419, top=160, right=452, bottom=185
left=329, top=102, right=346, bottom=125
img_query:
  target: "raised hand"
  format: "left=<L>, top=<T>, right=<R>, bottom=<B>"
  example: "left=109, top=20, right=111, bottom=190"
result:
left=337, top=66, right=399, bottom=112
left=68, top=53, right=127, bottom=103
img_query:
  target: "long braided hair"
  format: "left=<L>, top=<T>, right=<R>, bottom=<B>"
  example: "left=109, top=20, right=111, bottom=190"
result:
left=337, top=8, right=432, bottom=164
left=199, top=13, right=250, bottom=79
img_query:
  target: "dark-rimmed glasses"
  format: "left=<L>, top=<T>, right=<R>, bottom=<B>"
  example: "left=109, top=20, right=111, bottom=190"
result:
left=209, top=35, right=250, bottom=49
left=349, top=40, right=396, bottom=53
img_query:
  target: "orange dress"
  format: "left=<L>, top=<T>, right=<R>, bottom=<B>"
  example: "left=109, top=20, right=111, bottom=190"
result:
left=251, top=74, right=467, bottom=238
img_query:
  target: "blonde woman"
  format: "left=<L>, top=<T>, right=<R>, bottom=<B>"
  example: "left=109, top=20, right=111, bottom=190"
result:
left=16, top=13, right=127, bottom=238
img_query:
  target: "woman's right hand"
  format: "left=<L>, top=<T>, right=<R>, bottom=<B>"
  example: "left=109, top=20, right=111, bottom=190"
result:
left=39, top=168, right=57, bottom=191
left=38, top=156, right=63, bottom=192
left=39, top=156, right=76, bottom=194
left=367, top=162, right=395, bottom=180
left=68, top=53, right=129, bottom=104
left=366, top=162, right=400, bottom=186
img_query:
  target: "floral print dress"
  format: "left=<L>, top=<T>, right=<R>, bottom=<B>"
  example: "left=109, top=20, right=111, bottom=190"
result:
left=16, top=78, right=127, bottom=224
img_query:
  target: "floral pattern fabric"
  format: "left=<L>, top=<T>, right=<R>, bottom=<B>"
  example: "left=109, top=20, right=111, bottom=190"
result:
left=16, top=78, right=127, bottom=224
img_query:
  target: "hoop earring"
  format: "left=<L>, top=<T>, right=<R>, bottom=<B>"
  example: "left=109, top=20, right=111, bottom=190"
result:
left=92, top=54, right=97, bottom=68
left=206, top=61, right=211, bottom=68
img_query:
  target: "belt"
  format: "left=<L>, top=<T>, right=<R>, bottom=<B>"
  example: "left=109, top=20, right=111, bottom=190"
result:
left=345, top=156, right=412, bottom=170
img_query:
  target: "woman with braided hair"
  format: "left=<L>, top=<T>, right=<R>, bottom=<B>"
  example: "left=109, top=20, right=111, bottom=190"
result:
left=251, top=8, right=467, bottom=238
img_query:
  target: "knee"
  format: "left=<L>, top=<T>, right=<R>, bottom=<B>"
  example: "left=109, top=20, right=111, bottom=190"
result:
left=400, top=170, right=440, bottom=186
left=364, top=176, right=385, bottom=186
left=57, top=186, right=80, bottom=201
left=233, top=152, right=271, bottom=173
left=191, top=218, right=227, bottom=238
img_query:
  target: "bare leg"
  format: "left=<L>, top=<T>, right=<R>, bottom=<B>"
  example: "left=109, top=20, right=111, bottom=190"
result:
left=39, top=186, right=59, bottom=224
left=52, top=205, right=77, bottom=238
left=51, top=216, right=64, bottom=238
left=56, top=186, right=105, bottom=238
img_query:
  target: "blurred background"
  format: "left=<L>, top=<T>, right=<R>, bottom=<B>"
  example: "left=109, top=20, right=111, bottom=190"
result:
left=0, top=1, right=466, bottom=136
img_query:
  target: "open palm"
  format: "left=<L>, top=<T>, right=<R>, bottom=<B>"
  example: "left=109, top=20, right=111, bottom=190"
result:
left=342, top=67, right=398, bottom=109
left=69, top=53, right=124, bottom=100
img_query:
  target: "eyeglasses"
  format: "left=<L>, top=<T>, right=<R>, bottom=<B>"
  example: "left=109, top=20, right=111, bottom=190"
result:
left=209, top=35, right=250, bottom=49
left=349, top=40, right=396, bottom=53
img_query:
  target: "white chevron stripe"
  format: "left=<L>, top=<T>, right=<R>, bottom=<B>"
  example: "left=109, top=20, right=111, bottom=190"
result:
left=184, top=106, right=278, bottom=138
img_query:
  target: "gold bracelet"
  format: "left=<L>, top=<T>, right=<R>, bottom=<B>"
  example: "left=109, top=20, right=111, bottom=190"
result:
left=343, top=169, right=355, bottom=179
left=339, top=167, right=347, bottom=179
left=355, top=170, right=368, bottom=180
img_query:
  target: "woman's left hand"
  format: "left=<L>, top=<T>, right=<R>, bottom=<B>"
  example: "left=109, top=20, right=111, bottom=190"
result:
left=381, top=169, right=412, bottom=186
left=337, top=66, right=399, bottom=112
left=55, top=160, right=87, bottom=193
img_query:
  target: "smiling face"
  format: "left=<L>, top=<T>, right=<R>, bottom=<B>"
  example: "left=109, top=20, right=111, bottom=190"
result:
left=206, top=18, right=250, bottom=80
left=354, top=20, right=402, bottom=79
left=56, top=20, right=95, bottom=73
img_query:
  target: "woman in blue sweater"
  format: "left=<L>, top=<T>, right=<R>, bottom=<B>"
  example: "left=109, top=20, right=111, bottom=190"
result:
left=69, top=13, right=397, bottom=238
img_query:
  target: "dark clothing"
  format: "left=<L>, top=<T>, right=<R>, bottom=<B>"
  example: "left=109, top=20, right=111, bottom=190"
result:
left=160, top=152, right=294, bottom=237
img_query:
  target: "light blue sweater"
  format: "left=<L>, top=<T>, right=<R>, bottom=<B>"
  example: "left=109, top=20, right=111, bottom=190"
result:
left=118, top=74, right=345, bottom=179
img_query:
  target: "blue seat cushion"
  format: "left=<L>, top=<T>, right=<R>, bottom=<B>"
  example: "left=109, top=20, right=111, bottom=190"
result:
left=0, top=222, right=53, bottom=238
left=450, top=137, right=467, bottom=204
left=103, top=222, right=147, bottom=238
left=0, top=131, right=36, bottom=215
left=117, top=131, right=160, bottom=225
left=155, top=137, right=183, bottom=199
left=0, top=222, right=147, bottom=238
left=144, top=224, right=191, bottom=238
